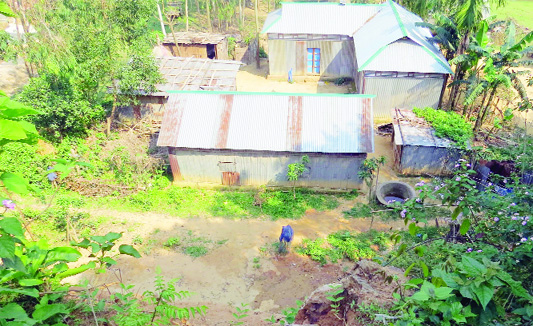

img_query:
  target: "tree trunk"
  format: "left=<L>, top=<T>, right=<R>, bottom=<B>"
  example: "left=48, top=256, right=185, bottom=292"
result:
left=448, top=32, right=470, bottom=111
left=185, top=0, right=189, bottom=31
left=239, top=0, right=243, bottom=27
left=167, top=21, right=182, bottom=56
left=474, top=86, right=497, bottom=132
left=206, top=0, right=212, bottom=32
left=254, top=0, right=260, bottom=68
left=106, top=94, right=118, bottom=135
left=469, top=88, right=488, bottom=119
left=157, top=3, right=166, bottom=37
left=196, top=0, right=200, bottom=13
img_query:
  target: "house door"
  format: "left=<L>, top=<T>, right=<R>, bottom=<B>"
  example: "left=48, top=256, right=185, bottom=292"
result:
left=206, top=44, right=216, bottom=59
left=307, top=48, right=320, bottom=74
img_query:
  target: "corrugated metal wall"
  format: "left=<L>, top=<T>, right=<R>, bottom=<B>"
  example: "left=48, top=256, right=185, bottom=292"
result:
left=399, top=146, right=462, bottom=176
left=363, top=77, right=444, bottom=122
left=169, top=148, right=366, bottom=188
left=268, top=39, right=355, bottom=78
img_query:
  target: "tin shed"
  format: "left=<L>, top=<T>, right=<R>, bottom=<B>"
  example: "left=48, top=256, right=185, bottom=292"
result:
left=157, top=91, right=375, bottom=188
left=163, top=32, right=229, bottom=60
left=391, top=108, right=465, bottom=176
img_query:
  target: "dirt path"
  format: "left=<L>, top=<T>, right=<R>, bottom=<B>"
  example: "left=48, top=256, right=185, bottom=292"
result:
left=71, top=199, right=407, bottom=325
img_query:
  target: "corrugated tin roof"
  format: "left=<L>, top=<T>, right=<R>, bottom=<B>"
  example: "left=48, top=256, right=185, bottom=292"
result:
left=158, top=91, right=375, bottom=153
left=391, top=108, right=455, bottom=148
left=354, top=1, right=452, bottom=74
left=362, top=39, right=451, bottom=74
left=154, top=57, right=242, bottom=95
left=163, top=32, right=226, bottom=44
left=262, top=2, right=382, bottom=35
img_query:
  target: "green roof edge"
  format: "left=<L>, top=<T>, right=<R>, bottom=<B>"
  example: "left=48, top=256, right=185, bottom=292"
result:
left=419, top=45, right=454, bottom=74
left=165, top=90, right=376, bottom=98
left=358, top=44, right=389, bottom=71
left=261, top=14, right=281, bottom=33
left=389, top=0, right=407, bottom=37
left=280, top=1, right=383, bottom=5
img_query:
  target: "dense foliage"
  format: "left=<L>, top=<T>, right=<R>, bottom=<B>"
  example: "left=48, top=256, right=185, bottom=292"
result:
left=10, top=0, right=161, bottom=139
left=413, top=107, right=473, bottom=146
left=385, top=161, right=533, bottom=325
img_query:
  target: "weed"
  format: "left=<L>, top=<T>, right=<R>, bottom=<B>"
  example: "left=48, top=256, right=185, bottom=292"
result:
left=253, top=257, right=260, bottom=264
left=326, top=284, right=345, bottom=320
left=132, top=235, right=143, bottom=245
left=217, top=239, right=228, bottom=245
left=184, top=245, right=208, bottom=257
left=164, top=237, right=181, bottom=248
left=230, top=303, right=250, bottom=325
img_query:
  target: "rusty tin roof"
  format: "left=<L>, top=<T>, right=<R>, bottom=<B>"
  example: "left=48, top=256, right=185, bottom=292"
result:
left=154, top=57, right=242, bottom=95
left=157, top=91, right=375, bottom=153
left=163, top=32, right=227, bottom=45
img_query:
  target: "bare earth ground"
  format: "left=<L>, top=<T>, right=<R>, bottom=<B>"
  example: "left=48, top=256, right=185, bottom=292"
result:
left=236, top=58, right=352, bottom=94
left=69, top=198, right=407, bottom=325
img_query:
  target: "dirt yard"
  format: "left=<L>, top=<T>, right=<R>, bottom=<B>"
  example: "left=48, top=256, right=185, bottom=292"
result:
left=70, top=191, right=407, bottom=325
left=236, top=58, right=353, bottom=94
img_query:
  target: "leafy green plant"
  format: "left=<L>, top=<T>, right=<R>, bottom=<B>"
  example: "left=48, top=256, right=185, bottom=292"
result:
left=110, top=268, right=207, bottom=325
left=72, top=232, right=141, bottom=273
left=287, top=155, right=310, bottom=199
left=357, top=156, right=386, bottom=219
left=326, top=284, right=345, bottom=320
left=413, top=107, right=473, bottom=147
left=231, top=303, right=250, bottom=325
left=396, top=256, right=533, bottom=325
left=164, top=236, right=180, bottom=248
left=266, top=300, right=303, bottom=325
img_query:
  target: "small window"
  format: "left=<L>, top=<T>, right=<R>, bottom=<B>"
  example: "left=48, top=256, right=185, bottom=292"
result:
left=307, top=48, right=320, bottom=74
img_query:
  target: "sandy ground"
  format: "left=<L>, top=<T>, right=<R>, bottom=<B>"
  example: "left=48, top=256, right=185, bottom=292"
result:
left=236, top=58, right=352, bottom=94
left=0, top=58, right=29, bottom=96
left=69, top=188, right=407, bottom=325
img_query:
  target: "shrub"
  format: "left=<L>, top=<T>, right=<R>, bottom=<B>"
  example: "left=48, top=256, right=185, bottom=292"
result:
left=15, top=74, right=106, bottom=139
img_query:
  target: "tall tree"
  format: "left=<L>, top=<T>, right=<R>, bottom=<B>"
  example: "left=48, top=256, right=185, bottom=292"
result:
left=446, top=0, right=506, bottom=110
left=254, top=0, right=260, bottom=68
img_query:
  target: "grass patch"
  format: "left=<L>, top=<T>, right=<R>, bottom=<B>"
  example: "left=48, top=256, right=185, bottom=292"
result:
left=491, top=0, right=533, bottom=30
left=22, top=206, right=110, bottom=244
left=296, top=230, right=391, bottom=265
left=160, top=229, right=228, bottom=258
left=89, top=186, right=341, bottom=220
left=184, top=245, right=208, bottom=257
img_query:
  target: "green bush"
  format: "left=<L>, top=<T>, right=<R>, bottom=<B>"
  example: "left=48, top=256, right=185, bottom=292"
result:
left=15, top=74, right=106, bottom=139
